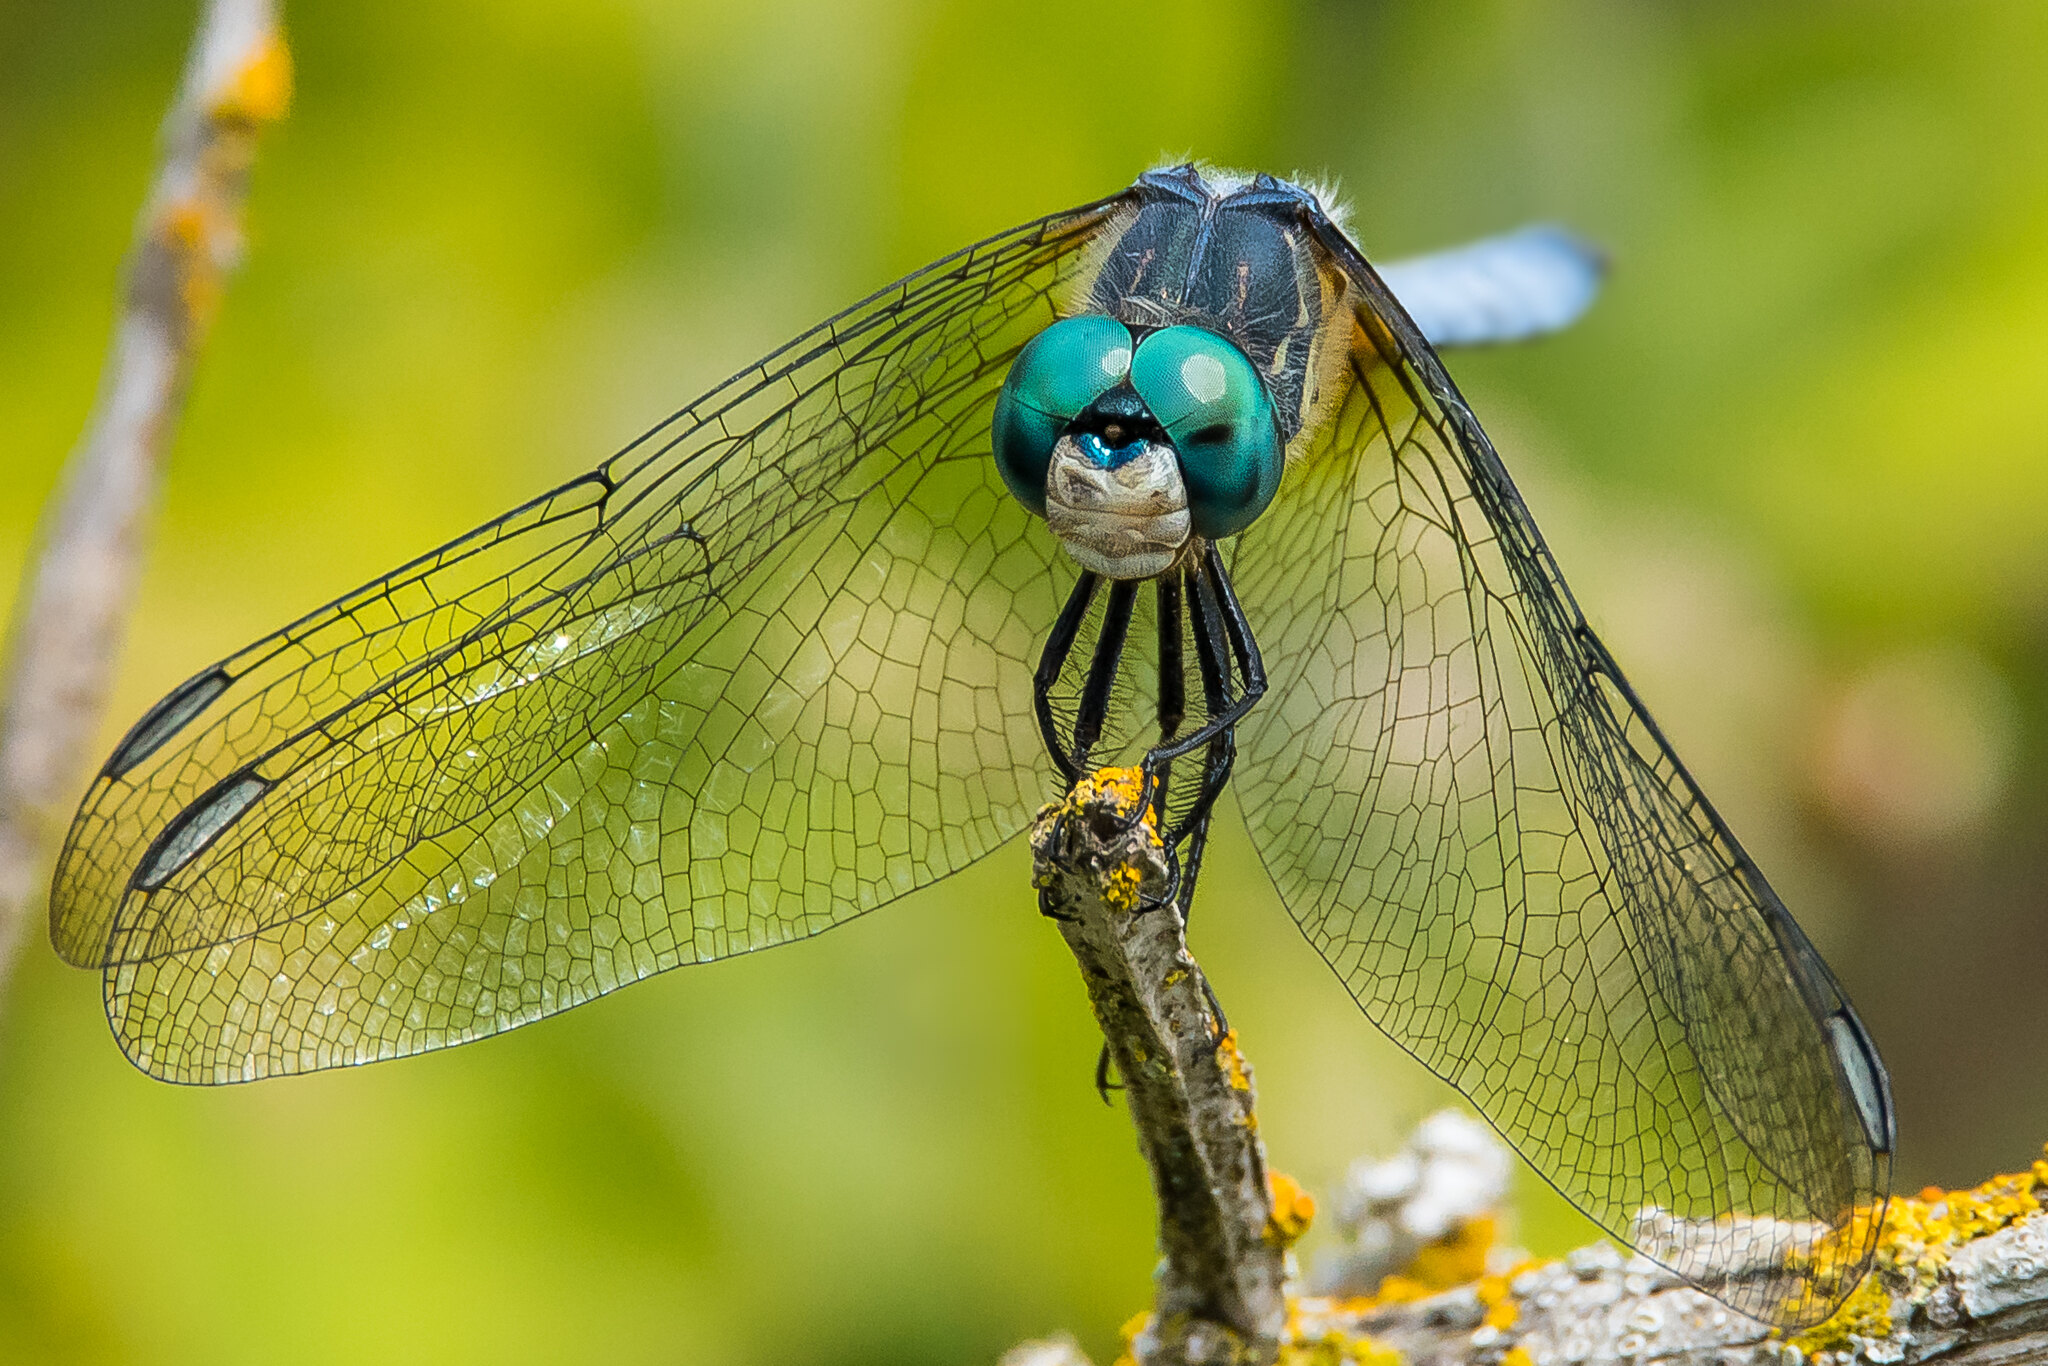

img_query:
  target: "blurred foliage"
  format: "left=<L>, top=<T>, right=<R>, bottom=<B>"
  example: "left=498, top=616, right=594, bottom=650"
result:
left=4, top=1, right=2047, bottom=1363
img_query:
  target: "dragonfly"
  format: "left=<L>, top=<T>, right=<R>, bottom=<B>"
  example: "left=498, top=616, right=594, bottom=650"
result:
left=48, top=163, right=1891, bottom=1328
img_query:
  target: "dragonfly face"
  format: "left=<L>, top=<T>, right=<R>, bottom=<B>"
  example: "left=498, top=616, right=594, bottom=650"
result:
left=993, top=317, right=1284, bottom=577
left=48, top=162, right=1890, bottom=1330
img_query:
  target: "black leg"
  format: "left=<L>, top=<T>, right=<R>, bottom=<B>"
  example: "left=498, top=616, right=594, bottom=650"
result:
left=1161, top=555, right=1241, bottom=844
left=1174, top=809, right=1212, bottom=921
left=1204, top=542, right=1266, bottom=710
left=1035, top=571, right=1101, bottom=782
left=1149, top=547, right=1266, bottom=765
left=1174, top=815, right=1231, bottom=1039
left=1153, top=573, right=1186, bottom=826
left=1071, top=578, right=1138, bottom=769
left=1094, top=1045, right=1121, bottom=1102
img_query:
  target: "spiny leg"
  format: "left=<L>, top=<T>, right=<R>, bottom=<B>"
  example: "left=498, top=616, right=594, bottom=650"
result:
left=1174, top=551, right=1241, bottom=847
left=1034, top=571, right=1101, bottom=784
left=1152, top=572, right=1186, bottom=829
left=1174, top=813, right=1232, bottom=1040
left=1071, top=578, right=1138, bottom=770
left=1125, top=546, right=1268, bottom=837
left=1131, top=553, right=1250, bottom=911
left=1094, top=575, right=1191, bottom=1099
left=1035, top=572, right=1137, bottom=881
left=1205, top=542, right=1267, bottom=705
left=1162, top=551, right=1258, bottom=1043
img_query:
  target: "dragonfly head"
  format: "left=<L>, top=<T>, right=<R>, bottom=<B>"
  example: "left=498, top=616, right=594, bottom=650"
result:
left=994, top=316, right=1284, bottom=580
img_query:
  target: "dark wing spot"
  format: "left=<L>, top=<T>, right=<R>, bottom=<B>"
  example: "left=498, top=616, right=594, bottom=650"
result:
left=133, top=772, right=272, bottom=891
left=105, top=668, right=233, bottom=779
left=1825, top=1011, right=1895, bottom=1154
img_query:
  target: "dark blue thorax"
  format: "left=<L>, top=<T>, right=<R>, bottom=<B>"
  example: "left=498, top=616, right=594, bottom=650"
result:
left=1081, top=168, right=1332, bottom=445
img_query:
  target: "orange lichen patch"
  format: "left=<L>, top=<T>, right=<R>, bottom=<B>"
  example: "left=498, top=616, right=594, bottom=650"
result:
left=1499, top=1347, right=1534, bottom=1366
left=1080, top=766, right=1154, bottom=825
left=1786, top=1144, right=2048, bottom=1346
left=1119, top=1299, right=1408, bottom=1365
left=1476, top=1273, right=1519, bottom=1331
left=154, top=197, right=226, bottom=327
left=1100, top=862, right=1146, bottom=914
left=1266, top=1170, right=1317, bottom=1248
left=1789, top=1271, right=1892, bottom=1358
left=1273, top=1330, right=1346, bottom=1366
left=209, top=31, right=293, bottom=125
left=1346, top=1339, right=1403, bottom=1366
left=1218, top=1032, right=1252, bottom=1092
left=1356, top=1274, right=1433, bottom=1308
left=1110, top=1310, right=1151, bottom=1366
left=1403, top=1214, right=1497, bottom=1292
left=1277, top=1298, right=1408, bottom=1366
left=161, top=200, right=210, bottom=251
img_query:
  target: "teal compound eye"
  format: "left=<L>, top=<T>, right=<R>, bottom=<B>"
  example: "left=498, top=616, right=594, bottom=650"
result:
left=1128, top=326, right=1281, bottom=539
left=992, top=315, right=1134, bottom=514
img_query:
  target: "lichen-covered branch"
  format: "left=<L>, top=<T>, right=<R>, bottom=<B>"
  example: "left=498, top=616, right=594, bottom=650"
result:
left=1003, top=1109, right=2048, bottom=1366
left=1293, top=1156, right=2048, bottom=1366
left=0, top=0, right=290, bottom=989
left=1031, top=770, right=1305, bottom=1366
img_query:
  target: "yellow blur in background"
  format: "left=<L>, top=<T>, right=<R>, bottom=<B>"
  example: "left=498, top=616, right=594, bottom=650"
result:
left=4, top=2, right=2048, bottom=1363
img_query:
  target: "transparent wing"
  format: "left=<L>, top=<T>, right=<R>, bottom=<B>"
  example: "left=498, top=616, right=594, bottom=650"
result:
left=1227, top=230, right=1891, bottom=1327
left=51, top=195, right=1125, bottom=1083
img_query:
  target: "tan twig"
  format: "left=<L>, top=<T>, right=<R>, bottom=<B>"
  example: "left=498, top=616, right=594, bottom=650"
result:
left=0, top=0, right=290, bottom=991
left=1031, top=769, right=1291, bottom=1366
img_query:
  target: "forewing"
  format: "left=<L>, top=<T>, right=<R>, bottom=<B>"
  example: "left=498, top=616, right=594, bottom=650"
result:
left=51, top=197, right=1123, bottom=1083
left=1228, top=234, right=1891, bottom=1326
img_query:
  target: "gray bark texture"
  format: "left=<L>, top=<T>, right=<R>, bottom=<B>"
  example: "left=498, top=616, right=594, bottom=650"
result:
left=1030, top=769, right=1293, bottom=1366
left=1003, top=1115, right=2048, bottom=1366
left=1018, top=769, right=2048, bottom=1366
left=0, top=0, right=289, bottom=990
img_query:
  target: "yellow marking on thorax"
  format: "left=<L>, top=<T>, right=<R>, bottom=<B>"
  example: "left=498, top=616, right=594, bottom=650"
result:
left=1282, top=241, right=1365, bottom=463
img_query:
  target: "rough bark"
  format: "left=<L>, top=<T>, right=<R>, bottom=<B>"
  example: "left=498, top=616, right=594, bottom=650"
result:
left=1002, top=1106, right=2048, bottom=1366
left=1031, top=769, right=1291, bottom=1366
left=0, top=0, right=290, bottom=990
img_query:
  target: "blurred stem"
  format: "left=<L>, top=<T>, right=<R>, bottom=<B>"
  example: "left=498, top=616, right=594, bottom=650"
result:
left=0, top=0, right=290, bottom=994
left=1031, top=770, right=1287, bottom=1366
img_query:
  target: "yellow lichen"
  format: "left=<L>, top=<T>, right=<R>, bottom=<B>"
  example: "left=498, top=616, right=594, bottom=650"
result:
left=1347, top=1338, right=1404, bottom=1366
left=1266, top=1170, right=1317, bottom=1248
left=1789, top=1270, right=1892, bottom=1357
left=1784, top=1143, right=2048, bottom=1342
left=1275, top=1331, right=1348, bottom=1366
left=1100, top=861, right=1145, bottom=914
left=1218, top=1032, right=1253, bottom=1092
left=1080, top=766, right=1154, bottom=824
left=1357, top=1274, right=1432, bottom=1307
left=155, top=196, right=225, bottom=327
left=1478, top=1279, right=1519, bottom=1332
left=1401, top=1214, right=1497, bottom=1293
left=1107, top=1146, right=2048, bottom=1365
left=209, top=31, right=294, bottom=125
left=1110, top=1310, right=1151, bottom=1366
left=1270, top=1315, right=1406, bottom=1366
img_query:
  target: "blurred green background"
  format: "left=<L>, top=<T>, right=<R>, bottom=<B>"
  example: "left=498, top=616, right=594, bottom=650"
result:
left=4, top=1, right=2047, bottom=1362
